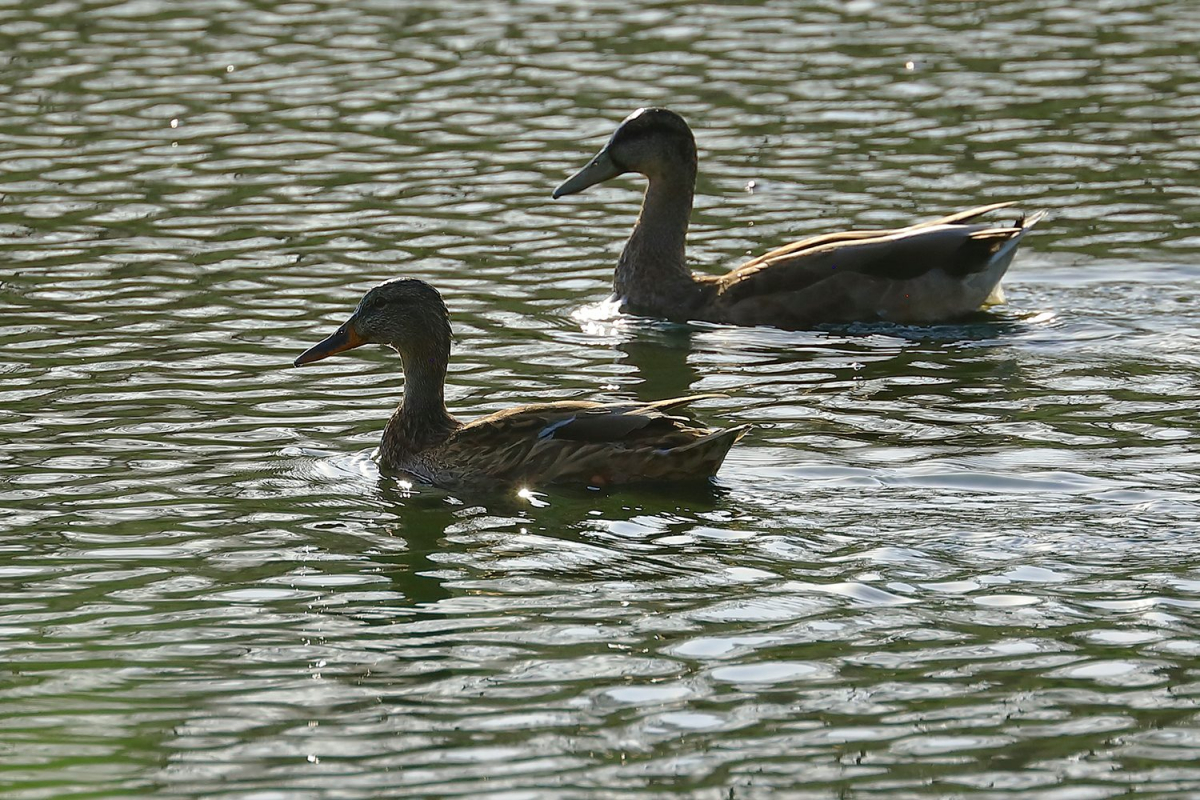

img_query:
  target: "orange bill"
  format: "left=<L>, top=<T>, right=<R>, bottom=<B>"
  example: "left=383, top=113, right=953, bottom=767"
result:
left=294, top=320, right=366, bottom=366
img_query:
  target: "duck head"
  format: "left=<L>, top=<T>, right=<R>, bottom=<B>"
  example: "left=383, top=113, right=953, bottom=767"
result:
left=552, top=107, right=697, bottom=198
left=294, top=277, right=451, bottom=367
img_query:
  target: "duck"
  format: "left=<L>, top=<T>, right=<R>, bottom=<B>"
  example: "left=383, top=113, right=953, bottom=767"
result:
left=553, top=107, right=1046, bottom=329
left=293, top=277, right=749, bottom=490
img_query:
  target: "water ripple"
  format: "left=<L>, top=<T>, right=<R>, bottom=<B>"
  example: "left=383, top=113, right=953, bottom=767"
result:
left=2, top=0, right=1200, bottom=797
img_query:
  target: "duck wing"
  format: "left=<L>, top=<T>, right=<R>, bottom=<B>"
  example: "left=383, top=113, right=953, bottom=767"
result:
left=706, top=207, right=1043, bottom=326
left=440, top=395, right=745, bottom=485
left=458, top=394, right=723, bottom=445
left=733, top=201, right=1022, bottom=272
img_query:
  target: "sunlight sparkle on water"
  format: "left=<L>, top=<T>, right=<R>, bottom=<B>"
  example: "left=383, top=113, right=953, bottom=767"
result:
left=518, top=487, right=550, bottom=507
left=572, top=297, right=624, bottom=333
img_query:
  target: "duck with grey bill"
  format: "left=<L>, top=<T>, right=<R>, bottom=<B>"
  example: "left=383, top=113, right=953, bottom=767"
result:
left=293, top=276, right=749, bottom=490
left=553, top=107, right=1046, bottom=330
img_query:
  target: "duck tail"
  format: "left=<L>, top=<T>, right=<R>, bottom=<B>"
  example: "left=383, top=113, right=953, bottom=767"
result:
left=986, top=208, right=1048, bottom=265
left=1016, top=209, right=1049, bottom=230
left=969, top=208, right=1046, bottom=305
left=673, top=424, right=751, bottom=477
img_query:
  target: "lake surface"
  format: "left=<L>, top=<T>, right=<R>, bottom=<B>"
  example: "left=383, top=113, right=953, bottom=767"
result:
left=2, top=0, right=1200, bottom=797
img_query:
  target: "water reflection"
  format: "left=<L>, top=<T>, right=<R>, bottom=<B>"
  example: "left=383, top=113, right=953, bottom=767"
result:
left=615, top=325, right=704, bottom=402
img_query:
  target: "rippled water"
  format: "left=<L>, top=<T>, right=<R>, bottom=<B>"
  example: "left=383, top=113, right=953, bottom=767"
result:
left=3, top=0, right=1200, bottom=797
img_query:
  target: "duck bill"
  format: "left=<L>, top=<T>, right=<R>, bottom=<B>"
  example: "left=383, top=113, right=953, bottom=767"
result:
left=294, top=320, right=366, bottom=366
left=552, top=148, right=623, bottom=198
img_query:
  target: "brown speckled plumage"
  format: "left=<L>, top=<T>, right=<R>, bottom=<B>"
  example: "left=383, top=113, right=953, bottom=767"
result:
left=553, top=108, right=1046, bottom=329
left=294, top=278, right=748, bottom=490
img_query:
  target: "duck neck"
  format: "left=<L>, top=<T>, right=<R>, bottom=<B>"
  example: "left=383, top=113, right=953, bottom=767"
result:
left=381, top=338, right=458, bottom=468
left=615, top=169, right=701, bottom=314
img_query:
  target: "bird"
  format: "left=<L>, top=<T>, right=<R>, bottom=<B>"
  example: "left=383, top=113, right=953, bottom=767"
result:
left=552, top=107, right=1046, bottom=330
left=293, top=277, right=749, bottom=490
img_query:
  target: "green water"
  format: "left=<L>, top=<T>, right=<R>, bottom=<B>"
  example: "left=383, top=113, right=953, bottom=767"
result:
left=2, top=0, right=1200, bottom=797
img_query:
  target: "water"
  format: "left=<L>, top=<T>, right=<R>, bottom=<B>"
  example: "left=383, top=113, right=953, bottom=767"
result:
left=2, top=0, right=1200, bottom=796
